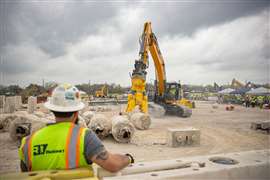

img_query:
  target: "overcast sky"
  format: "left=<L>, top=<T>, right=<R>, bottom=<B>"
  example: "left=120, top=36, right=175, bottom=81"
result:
left=0, top=0, right=269, bottom=87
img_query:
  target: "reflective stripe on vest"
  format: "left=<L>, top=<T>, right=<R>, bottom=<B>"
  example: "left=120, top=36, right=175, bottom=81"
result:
left=66, top=124, right=84, bottom=169
left=23, top=132, right=36, bottom=171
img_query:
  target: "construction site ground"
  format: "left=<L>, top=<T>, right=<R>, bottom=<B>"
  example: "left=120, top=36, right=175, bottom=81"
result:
left=0, top=101, right=269, bottom=173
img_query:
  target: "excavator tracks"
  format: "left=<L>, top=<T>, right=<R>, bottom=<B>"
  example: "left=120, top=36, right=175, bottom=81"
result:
left=164, top=104, right=192, bottom=117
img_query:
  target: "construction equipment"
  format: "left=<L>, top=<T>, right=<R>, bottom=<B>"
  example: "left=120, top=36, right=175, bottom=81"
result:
left=214, top=82, right=221, bottom=92
left=95, top=85, right=108, bottom=98
left=231, top=78, right=245, bottom=89
left=126, top=22, right=192, bottom=117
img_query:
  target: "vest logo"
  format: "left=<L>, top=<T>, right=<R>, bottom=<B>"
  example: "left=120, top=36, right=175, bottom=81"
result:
left=33, top=144, right=48, bottom=156
left=33, top=144, right=64, bottom=156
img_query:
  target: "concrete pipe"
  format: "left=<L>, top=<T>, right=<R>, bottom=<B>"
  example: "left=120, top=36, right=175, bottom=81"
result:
left=111, top=115, right=135, bottom=143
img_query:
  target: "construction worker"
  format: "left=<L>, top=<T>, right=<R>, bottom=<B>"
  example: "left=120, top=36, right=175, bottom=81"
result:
left=245, top=95, right=250, bottom=108
left=251, top=96, right=256, bottom=108
left=257, top=95, right=264, bottom=109
left=19, top=83, right=134, bottom=173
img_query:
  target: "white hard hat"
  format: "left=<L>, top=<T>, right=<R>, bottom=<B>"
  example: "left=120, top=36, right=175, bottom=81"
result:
left=44, top=83, right=85, bottom=112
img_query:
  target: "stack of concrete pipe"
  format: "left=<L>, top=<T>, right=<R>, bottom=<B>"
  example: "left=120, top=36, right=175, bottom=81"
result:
left=0, top=108, right=152, bottom=143
left=81, top=110, right=151, bottom=143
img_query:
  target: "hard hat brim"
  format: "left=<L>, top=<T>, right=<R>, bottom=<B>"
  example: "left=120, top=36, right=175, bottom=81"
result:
left=44, top=101, right=85, bottom=112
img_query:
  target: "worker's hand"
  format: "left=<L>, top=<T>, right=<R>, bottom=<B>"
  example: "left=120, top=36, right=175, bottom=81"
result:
left=125, top=153, right=134, bottom=164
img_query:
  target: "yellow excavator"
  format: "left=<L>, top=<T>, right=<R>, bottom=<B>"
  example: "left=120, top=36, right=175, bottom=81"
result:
left=95, top=85, right=108, bottom=98
left=126, top=22, right=192, bottom=117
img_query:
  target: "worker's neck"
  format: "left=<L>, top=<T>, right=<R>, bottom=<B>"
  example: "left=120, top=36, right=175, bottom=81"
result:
left=55, top=117, right=73, bottom=123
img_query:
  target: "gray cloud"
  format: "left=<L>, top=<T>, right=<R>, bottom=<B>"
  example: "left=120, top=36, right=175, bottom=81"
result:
left=0, top=1, right=269, bottom=86
left=0, top=1, right=120, bottom=57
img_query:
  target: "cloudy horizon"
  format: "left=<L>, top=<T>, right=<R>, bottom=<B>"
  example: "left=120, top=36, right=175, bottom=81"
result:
left=0, top=1, right=269, bottom=87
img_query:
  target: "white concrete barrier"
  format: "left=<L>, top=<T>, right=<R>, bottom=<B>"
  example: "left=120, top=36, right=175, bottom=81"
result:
left=102, top=149, right=270, bottom=180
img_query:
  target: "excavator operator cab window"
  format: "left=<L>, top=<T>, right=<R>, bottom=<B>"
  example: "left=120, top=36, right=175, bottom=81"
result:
left=165, top=83, right=180, bottom=101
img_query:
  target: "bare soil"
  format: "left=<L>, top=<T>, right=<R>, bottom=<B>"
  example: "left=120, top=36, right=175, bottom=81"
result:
left=0, top=101, right=269, bottom=173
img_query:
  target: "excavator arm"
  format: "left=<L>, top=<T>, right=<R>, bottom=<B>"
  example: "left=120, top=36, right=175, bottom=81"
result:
left=139, top=22, right=167, bottom=96
left=126, top=22, right=167, bottom=113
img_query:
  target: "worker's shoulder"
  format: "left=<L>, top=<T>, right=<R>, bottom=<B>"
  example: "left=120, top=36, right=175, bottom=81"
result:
left=84, top=128, right=102, bottom=143
left=83, top=128, right=94, bottom=137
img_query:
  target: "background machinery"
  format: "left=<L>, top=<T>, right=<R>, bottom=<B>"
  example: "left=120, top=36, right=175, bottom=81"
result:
left=95, top=85, right=108, bottom=98
left=126, top=22, right=192, bottom=117
left=231, top=78, right=245, bottom=89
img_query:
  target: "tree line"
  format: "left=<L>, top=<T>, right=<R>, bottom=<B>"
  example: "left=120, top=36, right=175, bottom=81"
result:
left=1, top=82, right=269, bottom=99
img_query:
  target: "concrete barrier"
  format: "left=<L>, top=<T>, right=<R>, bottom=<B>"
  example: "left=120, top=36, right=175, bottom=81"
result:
left=102, top=149, right=270, bottom=180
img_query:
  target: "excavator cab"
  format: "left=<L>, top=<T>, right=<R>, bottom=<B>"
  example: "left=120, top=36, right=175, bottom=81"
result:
left=164, top=82, right=181, bottom=102
left=153, top=81, right=192, bottom=117
left=154, top=81, right=181, bottom=103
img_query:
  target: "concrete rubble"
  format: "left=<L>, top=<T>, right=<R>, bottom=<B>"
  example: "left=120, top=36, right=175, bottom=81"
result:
left=0, top=109, right=54, bottom=142
left=0, top=114, right=18, bottom=132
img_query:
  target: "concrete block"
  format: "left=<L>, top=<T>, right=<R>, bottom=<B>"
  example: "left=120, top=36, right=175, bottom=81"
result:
left=251, top=121, right=270, bottom=130
left=0, top=95, right=5, bottom=108
left=14, top=96, right=22, bottom=110
left=27, top=96, right=37, bottom=114
left=167, top=128, right=200, bottom=147
left=4, top=96, right=16, bottom=113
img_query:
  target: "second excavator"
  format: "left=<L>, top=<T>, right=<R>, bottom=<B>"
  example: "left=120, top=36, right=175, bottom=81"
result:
left=95, top=84, right=108, bottom=98
left=126, top=22, right=192, bottom=117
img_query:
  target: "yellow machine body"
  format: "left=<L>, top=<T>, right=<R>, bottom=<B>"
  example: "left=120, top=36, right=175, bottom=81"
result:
left=126, top=77, right=148, bottom=113
left=95, top=85, right=108, bottom=98
left=178, top=98, right=194, bottom=109
left=0, top=167, right=98, bottom=180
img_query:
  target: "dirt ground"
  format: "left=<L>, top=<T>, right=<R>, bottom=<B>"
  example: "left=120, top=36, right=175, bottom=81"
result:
left=0, top=101, right=269, bottom=173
